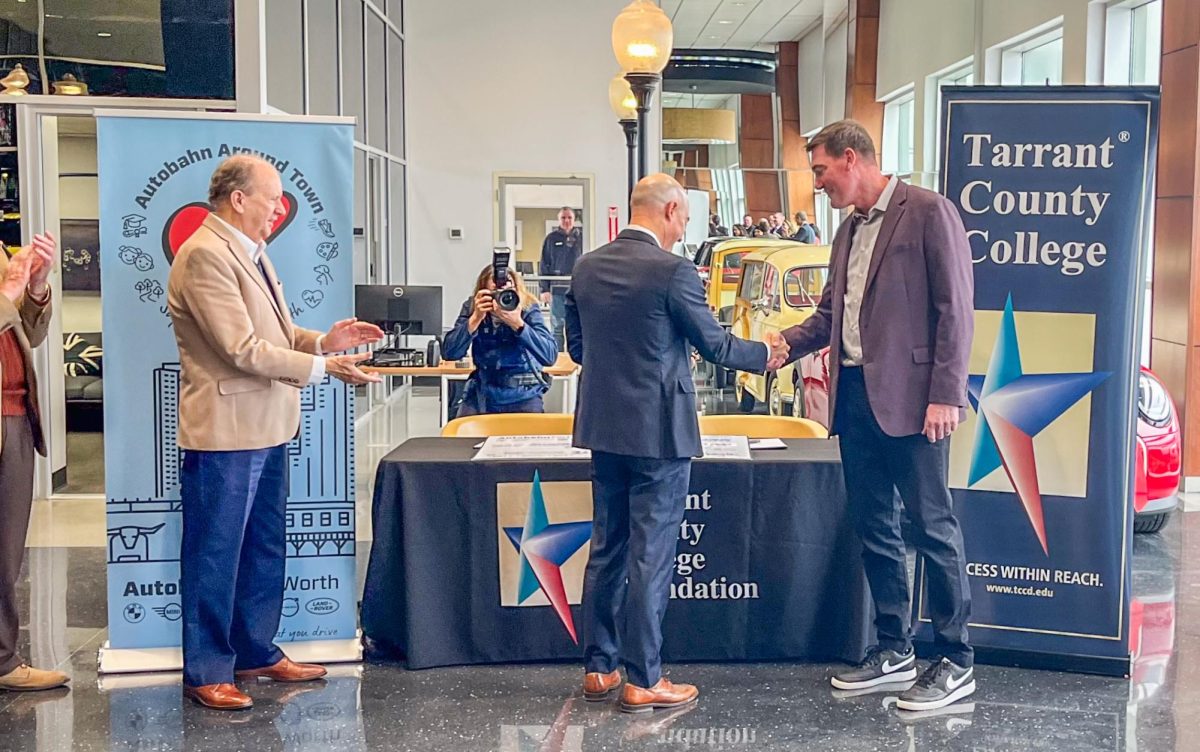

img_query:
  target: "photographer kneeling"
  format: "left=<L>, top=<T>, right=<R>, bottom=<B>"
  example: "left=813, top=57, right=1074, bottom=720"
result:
left=444, top=263, right=558, bottom=416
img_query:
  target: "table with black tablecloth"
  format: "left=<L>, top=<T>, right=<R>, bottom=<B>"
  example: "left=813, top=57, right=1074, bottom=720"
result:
left=361, top=437, right=870, bottom=669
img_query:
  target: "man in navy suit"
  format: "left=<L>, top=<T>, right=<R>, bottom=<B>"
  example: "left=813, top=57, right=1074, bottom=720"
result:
left=565, top=174, right=788, bottom=713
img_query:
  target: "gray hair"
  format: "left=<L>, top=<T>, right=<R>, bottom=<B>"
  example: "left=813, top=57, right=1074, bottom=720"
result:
left=806, top=119, right=877, bottom=162
left=208, top=155, right=273, bottom=206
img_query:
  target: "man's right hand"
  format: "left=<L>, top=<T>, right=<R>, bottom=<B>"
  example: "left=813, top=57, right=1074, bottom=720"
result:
left=764, top=331, right=790, bottom=370
left=0, top=249, right=33, bottom=303
left=540, top=291, right=552, bottom=305
left=326, top=352, right=382, bottom=385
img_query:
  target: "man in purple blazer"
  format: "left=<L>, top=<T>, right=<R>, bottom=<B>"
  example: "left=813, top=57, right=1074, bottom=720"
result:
left=779, top=120, right=976, bottom=712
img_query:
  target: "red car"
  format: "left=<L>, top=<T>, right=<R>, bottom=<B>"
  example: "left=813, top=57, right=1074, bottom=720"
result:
left=793, top=364, right=1181, bottom=534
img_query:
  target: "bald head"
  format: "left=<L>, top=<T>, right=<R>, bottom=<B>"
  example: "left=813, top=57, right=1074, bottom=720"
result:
left=629, top=174, right=689, bottom=250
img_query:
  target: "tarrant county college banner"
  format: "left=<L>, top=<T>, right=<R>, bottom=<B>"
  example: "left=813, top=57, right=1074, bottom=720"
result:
left=95, top=113, right=357, bottom=671
left=917, top=87, right=1159, bottom=672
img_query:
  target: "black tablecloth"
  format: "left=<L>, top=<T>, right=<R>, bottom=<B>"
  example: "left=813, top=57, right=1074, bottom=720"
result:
left=361, top=437, right=870, bottom=669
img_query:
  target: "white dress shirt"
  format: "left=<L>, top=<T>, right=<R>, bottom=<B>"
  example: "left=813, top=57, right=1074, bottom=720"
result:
left=841, top=175, right=899, bottom=366
left=210, top=215, right=327, bottom=384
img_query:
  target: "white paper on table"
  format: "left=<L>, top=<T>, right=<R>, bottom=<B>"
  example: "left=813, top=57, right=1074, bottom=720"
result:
left=700, top=435, right=752, bottom=461
left=472, top=435, right=593, bottom=461
left=748, top=438, right=787, bottom=450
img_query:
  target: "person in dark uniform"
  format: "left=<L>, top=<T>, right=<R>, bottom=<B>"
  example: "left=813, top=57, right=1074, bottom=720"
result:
left=444, top=265, right=557, bottom=416
left=539, top=207, right=583, bottom=348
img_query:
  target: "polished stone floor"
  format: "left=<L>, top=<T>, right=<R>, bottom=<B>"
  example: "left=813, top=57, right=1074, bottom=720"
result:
left=4, top=385, right=1195, bottom=751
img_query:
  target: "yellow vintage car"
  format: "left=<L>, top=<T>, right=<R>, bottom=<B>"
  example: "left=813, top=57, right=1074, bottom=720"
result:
left=730, top=243, right=832, bottom=418
left=694, top=237, right=795, bottom=323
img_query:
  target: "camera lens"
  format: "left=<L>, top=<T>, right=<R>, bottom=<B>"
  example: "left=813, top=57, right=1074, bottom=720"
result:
left=495, top=289, right=520, bottom=311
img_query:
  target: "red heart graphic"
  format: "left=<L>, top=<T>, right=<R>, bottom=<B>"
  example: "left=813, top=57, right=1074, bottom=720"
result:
left=161, top=191, right=298, bottom=264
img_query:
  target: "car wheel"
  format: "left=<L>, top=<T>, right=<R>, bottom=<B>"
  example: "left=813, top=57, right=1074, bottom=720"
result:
left=792, top=373, right=807, bottom=418
left=735, top=380, right=755, bottom=413
left=1134, top=511, right=1171, bottom=534
left=769, top=376, right=784, bottom=416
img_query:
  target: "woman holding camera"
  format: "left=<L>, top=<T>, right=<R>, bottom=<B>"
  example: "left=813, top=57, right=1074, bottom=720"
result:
left=443, top=265, right=558, bottom=416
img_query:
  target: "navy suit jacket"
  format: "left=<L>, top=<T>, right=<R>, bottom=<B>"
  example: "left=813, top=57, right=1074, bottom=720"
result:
left=565, top=230, right=768, bottom=459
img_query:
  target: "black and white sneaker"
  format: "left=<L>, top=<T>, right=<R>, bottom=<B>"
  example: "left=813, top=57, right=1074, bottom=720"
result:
left=830, top=646, right=917, bottom=690
left=895, top=658, right=975, bottom=711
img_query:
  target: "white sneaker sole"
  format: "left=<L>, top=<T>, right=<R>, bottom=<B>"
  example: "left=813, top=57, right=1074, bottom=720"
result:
left=830, top=666, right=917, bottom=690
left=895, top=680, right=976, bottom=711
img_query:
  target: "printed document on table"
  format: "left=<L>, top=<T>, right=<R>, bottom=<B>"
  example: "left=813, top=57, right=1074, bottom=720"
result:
left=700, top=435, right=752, bottom=461
left=472, top=435, right=593, bottom=461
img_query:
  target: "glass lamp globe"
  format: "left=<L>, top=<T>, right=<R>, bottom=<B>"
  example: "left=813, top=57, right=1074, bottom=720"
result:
left=608, top=73, right=638, bottom=120
left=612, top=0, right=673, bottom=75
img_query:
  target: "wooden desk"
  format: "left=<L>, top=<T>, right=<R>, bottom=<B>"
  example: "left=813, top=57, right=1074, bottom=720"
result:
left=364, top=354, right=580, bottom=425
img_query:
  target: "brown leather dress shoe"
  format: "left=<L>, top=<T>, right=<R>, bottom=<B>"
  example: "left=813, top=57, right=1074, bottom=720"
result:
left=183, top=683, right=253, bottom=710
left=619, top=678, right=699, bottom=714
left=234, top=657, right=327, bottom=683
left=582, top=670, right=621, bottom=701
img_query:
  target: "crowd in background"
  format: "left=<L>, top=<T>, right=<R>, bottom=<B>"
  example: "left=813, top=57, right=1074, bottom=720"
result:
left=710, top=211, right=822, bottom=243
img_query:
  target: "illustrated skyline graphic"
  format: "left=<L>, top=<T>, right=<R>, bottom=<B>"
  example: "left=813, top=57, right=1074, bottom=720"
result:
left=966, top=294, right=1110, bottom=555
left=503, top=472, right=592, bottom=643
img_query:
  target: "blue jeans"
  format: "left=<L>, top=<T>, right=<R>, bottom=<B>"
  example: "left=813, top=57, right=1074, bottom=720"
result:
left=581, top=451, right=692, bottom=688
left=180, top=446, right=288, bottom=686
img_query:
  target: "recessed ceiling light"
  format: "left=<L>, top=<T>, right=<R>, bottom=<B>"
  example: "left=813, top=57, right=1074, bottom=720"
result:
left=45, top=13, right=63, bottom=18
left=97, top=32, right=112, bottom=37
left=718, top=19, right=734, bottom=24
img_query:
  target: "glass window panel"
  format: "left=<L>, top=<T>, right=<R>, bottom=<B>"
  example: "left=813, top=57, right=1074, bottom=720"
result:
left=898, top=98, right=914, bottom=175
left=306, top=0, right=339, bottom=116
left=341, top=0, right=366, bottom=143
left=783, top=266, right=829, bottom=309
left=389, top=162, right=406, bottom=283
left=366, top=11, right=386, bottom=150
left=387, top=0, right=404, bottom=32
left=353, top=148, right=367, bottom=285
left=41, top=0, right=234, bottom=99
left=1130, top=0, right=1162, bottom=86
left=387, top=31, right=405, bottom=158
left=0, top=2, right=41, bottom=55
left=1021, top=37, right=1062, bottom=85
left=265, top=0, right=304, bottom=114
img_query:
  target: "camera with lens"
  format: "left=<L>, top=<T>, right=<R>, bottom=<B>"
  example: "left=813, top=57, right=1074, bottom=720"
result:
left=489, top=246, right=520, bottom=312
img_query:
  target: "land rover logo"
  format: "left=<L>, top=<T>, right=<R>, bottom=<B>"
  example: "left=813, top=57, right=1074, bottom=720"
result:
left=392, top=287, right=405, bottom=297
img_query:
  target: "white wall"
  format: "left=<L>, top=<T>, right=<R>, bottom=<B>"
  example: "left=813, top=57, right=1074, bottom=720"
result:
left=406, top=0, right=637, bottom=323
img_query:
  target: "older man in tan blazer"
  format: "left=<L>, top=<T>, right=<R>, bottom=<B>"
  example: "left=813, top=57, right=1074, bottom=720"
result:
left=168, top=155, right=382, bottom=710
left=0, top=233, right=67, bottom=693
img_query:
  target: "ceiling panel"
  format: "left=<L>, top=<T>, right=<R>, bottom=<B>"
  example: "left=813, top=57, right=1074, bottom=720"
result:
left=670, top=0, right=822, bottom=49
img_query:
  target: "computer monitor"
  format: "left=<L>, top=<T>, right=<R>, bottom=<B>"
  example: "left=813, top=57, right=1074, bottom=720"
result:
left=355, top=285, right=443, bottom=337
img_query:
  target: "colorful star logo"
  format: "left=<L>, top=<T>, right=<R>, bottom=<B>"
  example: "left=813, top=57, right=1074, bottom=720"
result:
left=503, top=472, right=592, bottom=642
left=967, top=294, right=1110, bottom=555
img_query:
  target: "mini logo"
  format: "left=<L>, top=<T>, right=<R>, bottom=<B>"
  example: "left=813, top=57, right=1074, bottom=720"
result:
left=123, top=603, right=146, bottom=624
left=282, top=598, right=300, bottom=618
left=152, top=603, right=182, bottom=621
left=952, top=294, right=1109, bottom=555
left=305, top=597, right=340, bottom=615
left=392, top=286, right=405, bottom=298
left=882, top=656, right=910, bottom=674
left=946, top=668, right=972, bottom=692
left=497, top=473, right=593, bottom=643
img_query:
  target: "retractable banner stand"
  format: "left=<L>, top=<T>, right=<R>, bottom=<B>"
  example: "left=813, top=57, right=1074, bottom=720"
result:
left=94, top=112, right=358, bottom=673
left=916, top=87, right=1159, bottom=675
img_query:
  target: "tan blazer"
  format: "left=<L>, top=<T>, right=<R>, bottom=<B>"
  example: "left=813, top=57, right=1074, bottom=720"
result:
left=167, top=215, right=322, bottom=451
left=0, top=252, right=51, bottom=456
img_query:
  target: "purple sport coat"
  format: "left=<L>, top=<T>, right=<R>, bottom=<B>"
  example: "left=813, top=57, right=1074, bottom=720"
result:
left=782, top=179, right=974, bottom=437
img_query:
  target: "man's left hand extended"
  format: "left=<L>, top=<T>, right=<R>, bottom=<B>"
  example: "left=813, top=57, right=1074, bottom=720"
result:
left=923, top=403, right=960, bottom=443
left=323, top=317, right=385, bottom=352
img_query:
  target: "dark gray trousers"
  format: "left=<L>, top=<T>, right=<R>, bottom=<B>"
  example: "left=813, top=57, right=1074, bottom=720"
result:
left=0, top=417, right=34, bottom=676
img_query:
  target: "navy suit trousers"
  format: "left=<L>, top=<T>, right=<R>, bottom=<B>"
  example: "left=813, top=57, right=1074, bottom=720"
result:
left=835, top=367, right=973, bottom=667
left=581, top=451, right=691, bottom=688
left=180, top=446, right=288, bottom=686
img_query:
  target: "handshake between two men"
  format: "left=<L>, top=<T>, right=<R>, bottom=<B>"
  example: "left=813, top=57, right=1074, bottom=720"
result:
left=763, top=330, right=790, bottom=371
